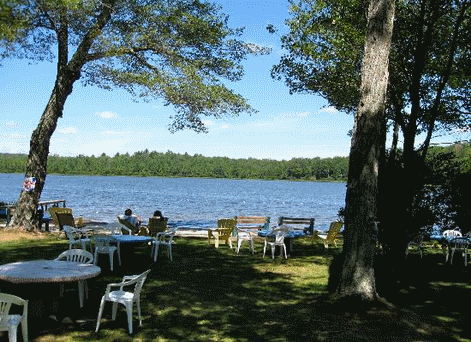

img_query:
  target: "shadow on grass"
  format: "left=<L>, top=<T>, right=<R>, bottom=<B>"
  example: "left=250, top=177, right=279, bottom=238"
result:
left=0, top=234, right=466, bottom=341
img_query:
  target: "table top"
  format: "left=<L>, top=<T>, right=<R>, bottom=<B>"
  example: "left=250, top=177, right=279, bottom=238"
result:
left=96, top=235, right=153, bottom=244
left=0, top=260, right=101, bottom=284
left=258, top=226, right=307, bottom=239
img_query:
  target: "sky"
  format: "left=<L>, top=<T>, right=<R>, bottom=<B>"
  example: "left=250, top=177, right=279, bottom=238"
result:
left=1, top=0, right=356, bottom=161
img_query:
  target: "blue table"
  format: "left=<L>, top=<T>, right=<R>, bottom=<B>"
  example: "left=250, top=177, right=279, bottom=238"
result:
left=95, top=235, right=153, bottom=267
left=258, top=226, right=310, bottom=255
left=430, top=235, right=470, bottom=263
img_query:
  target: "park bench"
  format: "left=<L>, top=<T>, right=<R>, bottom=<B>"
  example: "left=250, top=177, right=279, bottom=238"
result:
left=277, top=216, right=315, bottom=235
left=236, top=215, right=270, bottom=232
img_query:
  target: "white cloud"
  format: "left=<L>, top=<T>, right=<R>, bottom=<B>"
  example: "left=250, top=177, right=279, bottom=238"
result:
left=320, top=106, right=339, bottom=115
left=203, top=120, right=214, bottom=127
left=95, top=111, right=118, bottom=119
left=58, top=127, right=77, bottom=134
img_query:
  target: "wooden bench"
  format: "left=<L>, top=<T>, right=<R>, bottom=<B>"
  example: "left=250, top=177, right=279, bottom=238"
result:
left=236, top=216, right=271, bottom=231
left=278, top=217, right=315, bottom=235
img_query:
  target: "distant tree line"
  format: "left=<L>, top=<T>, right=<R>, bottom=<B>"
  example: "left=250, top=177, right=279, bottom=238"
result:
left=0, top=150, right=349, bottom=181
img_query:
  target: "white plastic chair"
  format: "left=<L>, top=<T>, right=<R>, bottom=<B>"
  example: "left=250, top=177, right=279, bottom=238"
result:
left=63, top=225, right=91, bottom=251
left=108, top=221, right=132, bottom=235
left=443, top=229, right=462, bottom=262
left=0, top=293, right=28, bottom=342
left=263, top=230, right=287, bottom=259
left=93, top=235, right=119, bottom=271
left=95, top=269, right=151, bottom=334
left=236, top=230, right=255, bottom=254
left=449, top=237, right=470, bottom=266
left=152, top=229, right=176, bottom=262
left=55, top=249, right=94, bottom=308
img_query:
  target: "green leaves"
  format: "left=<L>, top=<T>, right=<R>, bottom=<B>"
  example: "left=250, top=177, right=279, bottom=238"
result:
left=2, top=0, right=269, bottom=132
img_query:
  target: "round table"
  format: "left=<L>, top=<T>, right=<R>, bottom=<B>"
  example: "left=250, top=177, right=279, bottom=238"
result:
left=0, top=260, right=101, bottom=284
left=0, top=260, right=101, bottom=311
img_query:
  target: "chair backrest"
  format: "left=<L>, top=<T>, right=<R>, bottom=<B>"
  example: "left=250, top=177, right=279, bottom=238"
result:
left=0, top=293, right=27, bottom=324
left=63, top=226, right=79, bottom=242
left=326, top=220, right=344, bottom=241
left=148, top=217, right=168, bottom=236
left=217, top=218, right=237, bottom=236
left=55, top=249, right=94, bottom=264
left=49, top=207, right=73, bottom=227
left=94, top=234, right=117, bottom=249
left=56, top=212, right=76, bottom=230
left=274, top=231, right=285, bottom=244
left=443, top=229, right=462, bottom=237
left=131, top=269, right=151, bottom=298
left=106, top=221, right=131, bottom=235
left=110, top=269, right=151, bottom=299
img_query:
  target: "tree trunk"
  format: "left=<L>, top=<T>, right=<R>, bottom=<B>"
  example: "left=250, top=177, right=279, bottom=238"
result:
left=7, top=1, right=113, bottom=231
left=336, top=0, right=395, bottom=301
left=8, top=72, right=78, bottom=231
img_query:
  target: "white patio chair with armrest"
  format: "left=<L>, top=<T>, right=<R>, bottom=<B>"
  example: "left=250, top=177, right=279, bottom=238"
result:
left=95, top=269, right=151, bottom=334
left=152, top=228, right=176, bottom=262
left=107, top=221, right=132, bottom=235
left=0, top=293, right=28, bottom=342
left=263, top=230, right=287, bottom=259
left=236, top=229, right=255, bottom=254
left=63, top=225, right=91, bottom=251
left=449, top=237, right=470, bottom=266
left=442, top=229, right=462, bottom=262
left=54, top=249, right=94, bottom=308
left=93, top=234, right=119, bottom=271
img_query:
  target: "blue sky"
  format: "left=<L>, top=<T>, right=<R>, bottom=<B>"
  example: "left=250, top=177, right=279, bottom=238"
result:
left=0, top=0, right=356, bottom=161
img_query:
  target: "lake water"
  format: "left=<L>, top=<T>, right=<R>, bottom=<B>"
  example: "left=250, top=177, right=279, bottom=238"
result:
left=0, top=174, right=346, bottom=231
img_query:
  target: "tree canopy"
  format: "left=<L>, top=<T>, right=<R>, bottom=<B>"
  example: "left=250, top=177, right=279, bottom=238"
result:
left=0, top=0, right=270, bottom=230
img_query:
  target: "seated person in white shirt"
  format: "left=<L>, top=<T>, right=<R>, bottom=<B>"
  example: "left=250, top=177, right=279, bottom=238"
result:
left=122, top=208, right=142, bottom=233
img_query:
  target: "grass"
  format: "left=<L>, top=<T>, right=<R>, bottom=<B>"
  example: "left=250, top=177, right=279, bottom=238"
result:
left=0, top=230, right=469, bottom=341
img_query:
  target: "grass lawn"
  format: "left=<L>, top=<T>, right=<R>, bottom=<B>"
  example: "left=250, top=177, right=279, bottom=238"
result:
left=0, top=230, right=469, bottom=341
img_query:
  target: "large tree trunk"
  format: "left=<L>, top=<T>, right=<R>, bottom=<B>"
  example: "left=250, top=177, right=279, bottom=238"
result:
left=8, top=72, right=79, bottom=231
left=7, top=2, right=113, bottom=231
left=336, top=0, right=395, bottom=301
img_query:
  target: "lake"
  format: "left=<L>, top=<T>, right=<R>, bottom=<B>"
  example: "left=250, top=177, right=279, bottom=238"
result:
left=0, top=174, right=346, bottom=231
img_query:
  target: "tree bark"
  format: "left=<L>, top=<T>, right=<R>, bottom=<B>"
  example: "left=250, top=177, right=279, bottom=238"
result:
left=336, top=0, right=395, bottom=301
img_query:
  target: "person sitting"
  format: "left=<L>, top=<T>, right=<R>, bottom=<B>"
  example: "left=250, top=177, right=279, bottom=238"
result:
left=153, top=210, right=167, bottom=221
left=148, top=210, right=168, bottom=236
left=121, top=208, right=142, bottom=234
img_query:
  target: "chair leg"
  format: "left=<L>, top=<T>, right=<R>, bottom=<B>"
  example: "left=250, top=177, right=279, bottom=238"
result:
left=78, top=280, right=85, bottom=308
left=153, top=243, right=160, bottom=262
left=109, top=252, right=114, bottom=271
left=125, top=302, right=133, bottom=334
left=9, top=325, right=18, bottom=342
left=168, top=243, right=173, bottom=261
left=21, top=317, right=28, bottom=342
left=112, top=302, right=119, bottom=321
left=95, top=297, right=106, bottom=332
left=271, top=244, right=275, bottom=259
